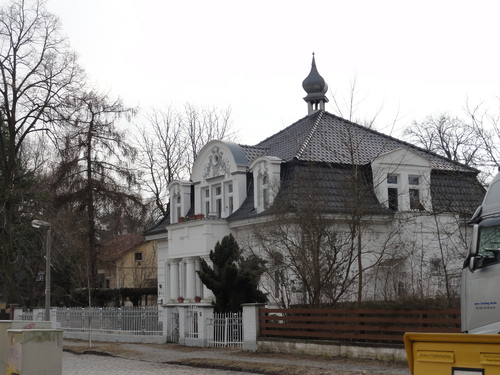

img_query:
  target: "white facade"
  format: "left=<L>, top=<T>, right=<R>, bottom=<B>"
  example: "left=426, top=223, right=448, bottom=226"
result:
left=146, top=133, right=479, bottom=307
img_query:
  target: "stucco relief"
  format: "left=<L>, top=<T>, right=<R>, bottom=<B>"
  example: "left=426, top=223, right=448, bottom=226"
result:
left=256, top=160, right=268, bottom=178
left=172, top=184, right=180, bottom=196
left=202, top=146, right=231, bottom=179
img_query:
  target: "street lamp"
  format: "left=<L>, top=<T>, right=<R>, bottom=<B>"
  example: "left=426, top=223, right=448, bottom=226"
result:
left=31, top=219, right=52, bottom=322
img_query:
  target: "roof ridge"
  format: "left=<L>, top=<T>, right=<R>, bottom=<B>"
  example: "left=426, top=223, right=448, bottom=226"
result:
left=295, top=110, right=324, bottom=159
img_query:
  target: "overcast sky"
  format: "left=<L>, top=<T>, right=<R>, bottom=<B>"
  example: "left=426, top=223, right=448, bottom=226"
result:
left=39, top=0, right=500, bottom=145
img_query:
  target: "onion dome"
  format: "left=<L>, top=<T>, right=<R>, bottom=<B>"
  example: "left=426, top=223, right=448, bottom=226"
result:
left=302, top=53, right=329, bottom=115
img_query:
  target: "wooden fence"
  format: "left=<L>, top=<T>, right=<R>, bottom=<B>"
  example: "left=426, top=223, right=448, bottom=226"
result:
left=259, top=308, right=460, bottom=344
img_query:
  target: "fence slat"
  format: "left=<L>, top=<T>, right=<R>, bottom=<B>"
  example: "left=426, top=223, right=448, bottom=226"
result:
left=258, top=307, right=461, bottom=344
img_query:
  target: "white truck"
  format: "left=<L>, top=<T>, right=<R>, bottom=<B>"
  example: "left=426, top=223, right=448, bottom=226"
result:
left=405, top=172, right=500, bottom=374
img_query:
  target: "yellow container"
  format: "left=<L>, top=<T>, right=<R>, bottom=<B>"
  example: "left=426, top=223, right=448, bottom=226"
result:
left=404, top=332, right=500, bottom=375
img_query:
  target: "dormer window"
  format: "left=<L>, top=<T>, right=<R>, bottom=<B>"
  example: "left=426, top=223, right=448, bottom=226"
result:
left=372, top=147, right=432, bottom=213
left=250, top=157, right=281, bottom=214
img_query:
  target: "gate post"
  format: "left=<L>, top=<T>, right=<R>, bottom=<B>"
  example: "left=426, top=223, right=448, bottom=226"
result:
left=178, top=304, right=187, bottom=345
left=242, top=303, right=265, bottom=352
left=197, top=304, right=214, bottom=348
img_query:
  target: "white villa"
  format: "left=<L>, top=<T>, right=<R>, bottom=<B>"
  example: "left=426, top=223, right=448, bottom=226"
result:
left=145, top=55, right=485, bottom=307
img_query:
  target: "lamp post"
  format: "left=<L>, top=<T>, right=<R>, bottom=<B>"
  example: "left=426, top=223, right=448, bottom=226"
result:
left=31, top=219, right=52, bottom=322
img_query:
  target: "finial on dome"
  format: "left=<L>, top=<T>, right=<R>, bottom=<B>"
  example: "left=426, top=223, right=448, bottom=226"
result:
left=302, top=53, right=328, bottom=115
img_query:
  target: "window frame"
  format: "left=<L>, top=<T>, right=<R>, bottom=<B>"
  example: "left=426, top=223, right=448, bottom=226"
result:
left=387, top=174, right=399, bottom=211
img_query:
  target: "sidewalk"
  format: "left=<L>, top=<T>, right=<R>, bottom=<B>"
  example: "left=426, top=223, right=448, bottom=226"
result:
left=63, top=339, right=410, bottom=375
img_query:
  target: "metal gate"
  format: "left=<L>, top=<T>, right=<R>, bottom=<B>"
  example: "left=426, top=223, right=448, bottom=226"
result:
left=207, top=311, right=243, bottom=348
left=186, top=306, right=199, bottom=338
left=169, top=306, right=179, bottom=343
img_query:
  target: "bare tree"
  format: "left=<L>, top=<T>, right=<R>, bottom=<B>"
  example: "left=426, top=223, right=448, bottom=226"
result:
left=0, top=0, right=81, bottom=304
left=136, top=103, right=237, bottom=222
left=403, top=114, right=486, bottom=168
left=51, top=90, right=143, bottom=293
left=464, top=99, right=500, bottom=178
left=135, top=106, right=187, bottom=219
left=249, top=162, right=400, bottom=307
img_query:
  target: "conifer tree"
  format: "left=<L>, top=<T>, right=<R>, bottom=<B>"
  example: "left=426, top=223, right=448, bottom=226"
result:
left=198, top=234, right=267, bottom=313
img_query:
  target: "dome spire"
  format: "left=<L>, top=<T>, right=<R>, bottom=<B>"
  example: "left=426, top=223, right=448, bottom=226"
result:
left=302, top=53, right=329, bottom=115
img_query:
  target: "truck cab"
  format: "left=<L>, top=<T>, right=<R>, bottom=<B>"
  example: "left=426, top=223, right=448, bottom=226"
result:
left=462, top=172, right=500, bottom=334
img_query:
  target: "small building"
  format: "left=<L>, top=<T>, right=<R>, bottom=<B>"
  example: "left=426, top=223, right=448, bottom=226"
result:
left=98, top=233, right=157, bottom=305
left=146, top=55, right=485, bottom=307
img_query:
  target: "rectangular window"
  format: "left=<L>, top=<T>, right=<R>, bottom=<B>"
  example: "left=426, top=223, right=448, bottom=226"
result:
left=216, top=198, right=222, bottom=218
left=430, top=258, right=441, bottom=276
left=226, top=182, right=234, bottom=214
left=387, top=175, right=398, bottom=184
left=388, top=188, right=398, bottom=211
left=135, top=252, right=143, bottom=261
left=408, top=176, right=419, bottom=185
left=202, top=188, right=210, bottom=215
left=213, top=184, right=222, bottom=218
left=175, top=194, right=182, bottom=222
left=409, top=189, right=421, bottom=210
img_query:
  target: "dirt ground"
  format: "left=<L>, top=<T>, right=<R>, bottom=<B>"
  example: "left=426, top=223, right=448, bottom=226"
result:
left=63, top=341, right=408, bottom=375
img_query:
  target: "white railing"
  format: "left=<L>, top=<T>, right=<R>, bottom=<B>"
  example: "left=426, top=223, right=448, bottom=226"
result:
left=55, top=307, right=163, bottom=336
left=207, top=311, right=243, bottom=348
left=18, top=310, right=44, bottom=321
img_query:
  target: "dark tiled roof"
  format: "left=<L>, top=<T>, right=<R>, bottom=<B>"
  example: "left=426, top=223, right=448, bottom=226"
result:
left=273, top=161, right=390, bottom=215
left=239, top=144, right=267, bottom=164
left=247, top=111, right=476, bottom=173
left=431, top=170, right=486, bottom=215
left=143, top=214, right=169, bottom=236
left=227, top=161, right=391, bottom=222
left=227, top=178, right=256, bottom=221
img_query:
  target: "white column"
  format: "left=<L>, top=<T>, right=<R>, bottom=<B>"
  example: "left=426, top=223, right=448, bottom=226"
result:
left=158, top=262, right=168, bottom=305
left=195, top=258, right=202, bottom=298
left=185, top=258, right=196, bottom=301
left=169, top=260, right=180, bottom=302
left=202, top=256, right=215, bottom=302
